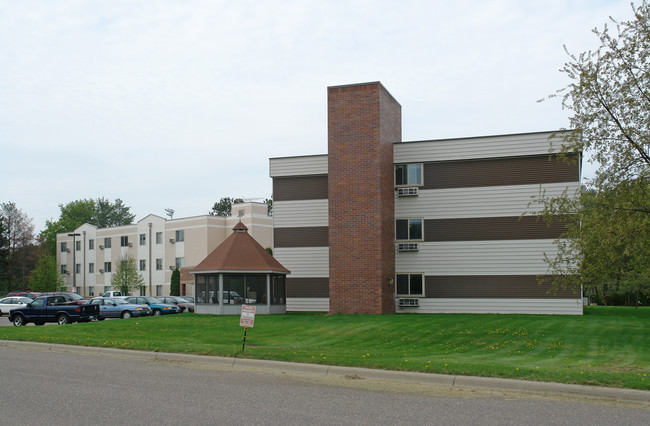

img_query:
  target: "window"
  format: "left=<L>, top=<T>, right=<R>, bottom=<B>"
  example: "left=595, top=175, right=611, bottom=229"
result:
left=156, top=258, right=163, bottom=271
left=89, top=263, right=94, bottom=273
left=395, top=219, right=423, bottom=241
left=89, top=239, right=94, bottom=250
left=139, top=260, right=146, bottom=271
left=104, top=262, right=112, bottom=273
left=155, top=285, right=162, bottom=296
left=88, top=286, right=94, bottom=297
left=76, top=241, right=81, bottom=251
left=120, top=236, right=129, bottom=247
left=60, top=242, right=67, bottom=252
left=140, top=286, right=146, bottom=296
left=139, top=233, right=146, bottom=245
left=104, top=286, right=111, bottom=293
left=396, top=274, right=424, bottom=296
left=104, top=237, right=112, bottom=248
left=60, top=265, right=67, bottom=274
left=75, top=264, right=81, bottom=274
left=175, top=257, right=185, bottom=269
left=175, top=230, right=185, bottom=242
left=395, top=163, right=423, bottom=186
left=155, top=232, right=163, bottom=244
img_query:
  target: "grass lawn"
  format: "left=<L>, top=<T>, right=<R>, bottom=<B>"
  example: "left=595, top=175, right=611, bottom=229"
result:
left=1, top=306, right=649, bottom=390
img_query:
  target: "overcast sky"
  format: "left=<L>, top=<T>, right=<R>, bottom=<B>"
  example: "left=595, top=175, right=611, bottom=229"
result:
left=0, top=0, right=635, bottom=233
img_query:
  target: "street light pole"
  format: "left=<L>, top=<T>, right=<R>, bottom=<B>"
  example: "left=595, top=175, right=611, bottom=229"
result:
left=68, top=232, right=81, bottom=293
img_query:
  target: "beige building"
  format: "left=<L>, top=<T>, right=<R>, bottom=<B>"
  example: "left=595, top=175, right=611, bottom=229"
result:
left=56, top=202, right=272, bottom=298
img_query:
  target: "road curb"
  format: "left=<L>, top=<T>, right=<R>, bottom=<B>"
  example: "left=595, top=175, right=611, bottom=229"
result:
left=2, top=339, right=649, bottom=405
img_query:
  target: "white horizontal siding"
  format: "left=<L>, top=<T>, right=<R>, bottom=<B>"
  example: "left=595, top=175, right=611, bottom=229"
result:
left=287, top=297, right=329, bottom=312
left=396, top=298, right=582, bottom=315
left=275, top=247, right=329, bottom=277
left=273, top=200, right=329, bottom=228
left=395, top=240, right=557, bottom=275
left=394, top=132, right=562, bottom=163
left=395, top=182, right=580, bottom=219
left=270, top=155, right=328, bottom=177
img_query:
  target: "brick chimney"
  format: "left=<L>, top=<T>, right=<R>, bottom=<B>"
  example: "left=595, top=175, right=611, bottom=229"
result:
left=327, top=82, right=401, bottom=314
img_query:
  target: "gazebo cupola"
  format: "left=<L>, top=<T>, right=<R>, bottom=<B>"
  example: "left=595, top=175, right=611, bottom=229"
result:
left=191, top=222, right=289, bottom=315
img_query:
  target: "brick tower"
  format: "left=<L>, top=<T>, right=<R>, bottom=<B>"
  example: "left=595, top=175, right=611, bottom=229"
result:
left=327, top=82, right=402, bottom=314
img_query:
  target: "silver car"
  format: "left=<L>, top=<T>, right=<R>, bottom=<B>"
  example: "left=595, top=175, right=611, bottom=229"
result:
left=0, top=296, right=33, bottom=316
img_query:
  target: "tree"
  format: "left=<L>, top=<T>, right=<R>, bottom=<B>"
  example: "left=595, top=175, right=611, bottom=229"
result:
left=111, top=255, right=145, bottom=296
left=0, top=216, right=9, bottom=293
left=93, top=198, right=136, bottom=228
left=536, top=2, right=650, bottom=303
left=210, top=197, right=244, bottom=216
left=265, top=198, right=273, bottom=216
left=40, top=198, right=135, bottom=255
left=28, top=252, right=62, bottom=292
left=170, top=268, right=180, bottom=296
left=0, top=202, right=35, bottom=292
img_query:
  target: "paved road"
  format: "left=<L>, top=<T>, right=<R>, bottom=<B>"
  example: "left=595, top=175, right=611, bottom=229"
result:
left=0, top=345, right=648, bottom=425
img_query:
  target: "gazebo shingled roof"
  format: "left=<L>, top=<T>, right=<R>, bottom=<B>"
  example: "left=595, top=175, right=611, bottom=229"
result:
left=192, top=222, right=289, bottom=274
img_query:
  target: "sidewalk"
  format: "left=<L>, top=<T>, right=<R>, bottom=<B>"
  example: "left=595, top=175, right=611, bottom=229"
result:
left=2, top=339, right=649, bottom=406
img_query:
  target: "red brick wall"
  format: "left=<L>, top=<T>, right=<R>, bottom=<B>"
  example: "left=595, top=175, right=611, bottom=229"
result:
left=327, top=82, right=401, bottom=314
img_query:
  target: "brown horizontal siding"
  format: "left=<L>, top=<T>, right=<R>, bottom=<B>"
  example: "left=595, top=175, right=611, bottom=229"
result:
left=273, top=175, right=328, bottom=201
left=423, top=216, right=568, bottom=242
left=424, top=275, right=576, bottom=298
left=287, top=277, right=330, bottom=298
left=274, top=226, right=329, bottom=247
left=422, top=154, right=579, bottom=190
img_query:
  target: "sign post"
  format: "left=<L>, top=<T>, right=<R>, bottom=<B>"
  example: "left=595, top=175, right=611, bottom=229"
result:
left=240, top=305, right=256, bottom=351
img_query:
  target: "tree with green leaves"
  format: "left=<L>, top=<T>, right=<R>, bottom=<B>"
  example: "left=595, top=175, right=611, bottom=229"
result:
left=210, top=197, right=244, bottom=216
left=111, top=255, right=145, bottom=296
left=40, top=198, right=135, bottom=255
left=170, top=268, right=180, bottom=296
left=536, top=2, right=650, bottom=304
left=28, top=252, right=62, bottom=292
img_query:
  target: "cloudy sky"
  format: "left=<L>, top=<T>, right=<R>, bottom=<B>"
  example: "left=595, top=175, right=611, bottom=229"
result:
left=0, top=0, right=635, bottom=232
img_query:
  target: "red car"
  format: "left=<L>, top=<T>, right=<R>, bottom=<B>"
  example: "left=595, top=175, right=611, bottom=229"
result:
left=6, top=291, right=41, bottom=300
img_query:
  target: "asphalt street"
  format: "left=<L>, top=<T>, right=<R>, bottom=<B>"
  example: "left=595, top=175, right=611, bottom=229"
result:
left=0, top=343, right=648, bottom=425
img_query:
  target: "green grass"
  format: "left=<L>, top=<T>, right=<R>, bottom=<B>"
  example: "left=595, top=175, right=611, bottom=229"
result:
left=2, top=306, right=649, bottom=390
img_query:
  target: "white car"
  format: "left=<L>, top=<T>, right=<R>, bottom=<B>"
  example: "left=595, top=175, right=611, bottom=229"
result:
left=0, top=296, right=33, bottom=315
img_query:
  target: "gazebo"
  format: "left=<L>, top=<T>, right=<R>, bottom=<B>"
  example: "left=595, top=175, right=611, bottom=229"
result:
left=191, top=222, right=289, bottom=314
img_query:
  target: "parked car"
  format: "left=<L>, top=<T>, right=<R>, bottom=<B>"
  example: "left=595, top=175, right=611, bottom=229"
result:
left=120, top=296, right=181, bottom=316
left=223, top=291, right=256, bottom=304
left=0, top=296, right=33, bottom=315
left=156, top=296, right=194, bottom=313
left=9, top=295, right=100, bottom=326
left=87, top=297, right=151, bottom=319
left=102, top=291, right=124, bottom=298
left=39, top=292, right=87, bottom=305
left=181, top=296, right=194, bottom=303
left=6, top=291, right=40, bottom=300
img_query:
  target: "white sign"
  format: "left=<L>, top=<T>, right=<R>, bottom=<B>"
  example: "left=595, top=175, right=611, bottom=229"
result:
left=239, top=305, right=256, bottom=328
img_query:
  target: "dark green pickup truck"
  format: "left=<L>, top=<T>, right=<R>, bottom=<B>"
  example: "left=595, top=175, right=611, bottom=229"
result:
left=8, top=295, right=100, bottom=326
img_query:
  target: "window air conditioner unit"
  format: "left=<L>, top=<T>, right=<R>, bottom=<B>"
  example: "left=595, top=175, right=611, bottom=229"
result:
left=397, top=187, right=419, bottom=197
left=169, top=266, right=174, bottom=270
left=398, top=298, right=419, bottom=307
left=99, top=245, right=104, bottom=250
left=99, top=269, right=104, bottom=274
left=397, top=242, right=419, bottom=252
left=66, top=248, right=71, bottom=253
left=169, top=238, right=175, bottom=244
left=128, top=242, right=133, bottom=247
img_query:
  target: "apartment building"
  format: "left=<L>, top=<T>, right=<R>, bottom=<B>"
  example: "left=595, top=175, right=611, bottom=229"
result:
left=270, top=82, right=582, bottom=315
left=57, top=202, right=272, bottom=298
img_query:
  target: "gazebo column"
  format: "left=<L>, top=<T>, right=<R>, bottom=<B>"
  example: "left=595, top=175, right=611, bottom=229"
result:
left=218, top=273, right=224, bottom=315
left=266, top=274, right=271, bottom=311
